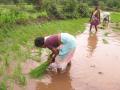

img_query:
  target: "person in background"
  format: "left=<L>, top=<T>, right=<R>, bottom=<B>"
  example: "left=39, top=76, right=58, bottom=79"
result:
left=89, top=5, right=101, bottom=32
left=34, top=33, right=77, bottom=72
left=102, top=12, right=110, bottom=27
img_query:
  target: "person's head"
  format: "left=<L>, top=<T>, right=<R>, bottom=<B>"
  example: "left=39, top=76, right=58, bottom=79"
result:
left=34, top=37, right=45, bottom=48
left=95, top=5, right=99, bottom=10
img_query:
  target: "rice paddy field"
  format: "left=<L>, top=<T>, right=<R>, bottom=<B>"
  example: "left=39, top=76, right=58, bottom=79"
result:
left=0, top=4, right=120, bottom=89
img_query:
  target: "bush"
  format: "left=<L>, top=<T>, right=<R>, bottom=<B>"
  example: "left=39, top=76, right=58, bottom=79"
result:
left=62, top=0, right=79, bottom=19
left=43, top=0, right=63, bottom=19
left=43, top=0, right=90, bottom=19
left=78, top=3, right=90, bottom=17
left=0, top=5, right=48, bottom=25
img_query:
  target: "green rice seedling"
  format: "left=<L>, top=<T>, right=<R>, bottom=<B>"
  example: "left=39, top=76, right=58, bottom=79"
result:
left=12, top=64, right=26, bottom=85
left=0, top=80, right=7, bottom=90
left=3, top=54, right=10, bottom=67
left=0, top=65, right=5, bottom=76
left=29, top=61, right=49, bottom=78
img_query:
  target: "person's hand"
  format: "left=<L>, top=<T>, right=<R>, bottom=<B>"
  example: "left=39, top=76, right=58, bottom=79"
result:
left=48, top=52, right=57, bottom=63
left=54, top=48, right=59, bottom=54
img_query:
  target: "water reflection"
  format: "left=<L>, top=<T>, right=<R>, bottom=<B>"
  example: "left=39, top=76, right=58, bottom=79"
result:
left=87, top=32, right=98, bottom=57
left=36, top=66, right=73, bottom=90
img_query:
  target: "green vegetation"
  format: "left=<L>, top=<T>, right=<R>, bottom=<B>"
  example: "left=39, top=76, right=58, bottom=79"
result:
left=0, top=80, right=7, bottom=90
left=12, top=64, right=26, bottom=85
left=0, top=0, right=120, bottom=11
left=0, top=5, right=48, bottom=25
left=0, top=0, right=119, bottom=88
left=110, top=12, right=120, bottom=32
left=0, top=77, right=8, bottom=90
left=0, top=18, right=88, bottom=63
left=0, top=65, right=5, bottom=76
left=111, top=12, right=120, bottom=23
left=44, top=0, right=90, bottom=19
left=0, top=17, right=88, bottom=85
left=30, top=61, right=49, bottom=78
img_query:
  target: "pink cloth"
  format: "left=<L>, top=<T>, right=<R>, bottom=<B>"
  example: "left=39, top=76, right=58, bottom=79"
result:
left=91, top=16, right=100, bottom=26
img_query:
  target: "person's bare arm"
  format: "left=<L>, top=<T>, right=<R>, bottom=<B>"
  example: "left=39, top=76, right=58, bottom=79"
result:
left=98, top=10, right=101, bottom=22
left=48, top=48, right=59, bottom=63
left=90, top=11, right=93, bottom=22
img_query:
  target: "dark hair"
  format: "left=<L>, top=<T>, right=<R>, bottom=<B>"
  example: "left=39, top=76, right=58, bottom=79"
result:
left=34, top=37, right=44, bottom=47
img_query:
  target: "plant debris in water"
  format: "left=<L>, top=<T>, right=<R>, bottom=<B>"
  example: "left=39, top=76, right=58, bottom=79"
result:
left=102, top=39, right=109, bottom=44
left=104, top=32, right=109, bottom=37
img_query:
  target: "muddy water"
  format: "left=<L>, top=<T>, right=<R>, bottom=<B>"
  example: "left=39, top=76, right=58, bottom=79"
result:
left=20, top=24, right=120, bottom=90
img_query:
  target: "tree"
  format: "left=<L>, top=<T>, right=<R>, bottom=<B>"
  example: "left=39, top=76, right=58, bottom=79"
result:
left=31, top=0, right=43, bottom=10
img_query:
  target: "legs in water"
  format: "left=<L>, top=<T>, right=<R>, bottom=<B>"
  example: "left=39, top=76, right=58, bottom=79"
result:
left=89, top=24, right=92, bottom=32
left=89, top=24, right=98, bottom=33
left=95, top=25, right=98, bottom=32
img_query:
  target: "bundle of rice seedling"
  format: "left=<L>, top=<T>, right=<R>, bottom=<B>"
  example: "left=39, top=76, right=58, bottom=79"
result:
left=29, top=61, right=49, bottom=78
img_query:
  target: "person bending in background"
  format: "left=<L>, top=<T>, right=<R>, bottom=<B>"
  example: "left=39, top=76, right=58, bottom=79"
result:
left=34, top=33, right=77, bottom=72
left=102, top=12, right=110, bottom=27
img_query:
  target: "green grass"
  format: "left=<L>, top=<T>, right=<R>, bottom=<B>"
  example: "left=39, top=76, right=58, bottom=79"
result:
left=110, top=12, right=120, bottom=32
left=111, top=12, right=120, bottom=23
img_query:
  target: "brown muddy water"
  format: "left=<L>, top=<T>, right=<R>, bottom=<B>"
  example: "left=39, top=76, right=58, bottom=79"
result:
left=14, top=24, right=120, bottom=90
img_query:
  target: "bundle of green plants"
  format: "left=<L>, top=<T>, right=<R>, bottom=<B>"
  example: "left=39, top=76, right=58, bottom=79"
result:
left=29, top=61, right=49, bottom=78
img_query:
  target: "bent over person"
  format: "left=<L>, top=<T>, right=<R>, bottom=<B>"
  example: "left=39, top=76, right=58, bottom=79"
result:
left=34, top=33, right=77, bottom=71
